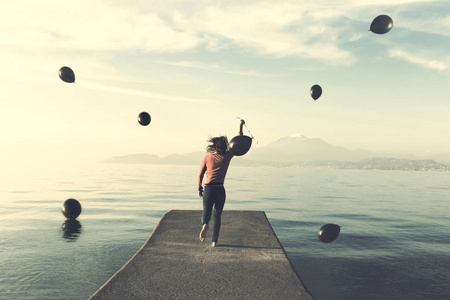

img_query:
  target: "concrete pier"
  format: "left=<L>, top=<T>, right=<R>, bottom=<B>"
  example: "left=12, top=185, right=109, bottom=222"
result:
left=90, top=210, right=313, bottom=299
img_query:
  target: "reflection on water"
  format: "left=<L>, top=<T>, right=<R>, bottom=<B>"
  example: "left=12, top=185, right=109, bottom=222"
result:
left=62, top=219, right=82, bottom=241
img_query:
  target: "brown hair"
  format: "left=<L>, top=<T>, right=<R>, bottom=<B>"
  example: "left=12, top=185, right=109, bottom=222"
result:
left=206, top=136, right=229, bottom=155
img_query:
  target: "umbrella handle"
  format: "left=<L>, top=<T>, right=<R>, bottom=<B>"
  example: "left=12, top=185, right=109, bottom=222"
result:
left=238, top=119, right=245, bottom=136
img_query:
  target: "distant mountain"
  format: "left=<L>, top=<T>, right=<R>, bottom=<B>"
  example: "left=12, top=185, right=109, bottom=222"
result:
left=243, top=135, right=413, bottom=162
left=102, top=135, right=448, bottom=170
left=419, top=152, right=450, bottom=164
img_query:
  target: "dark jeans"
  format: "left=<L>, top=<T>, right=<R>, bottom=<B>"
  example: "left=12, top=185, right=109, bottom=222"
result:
left=202, top=185, right=226, bottom=243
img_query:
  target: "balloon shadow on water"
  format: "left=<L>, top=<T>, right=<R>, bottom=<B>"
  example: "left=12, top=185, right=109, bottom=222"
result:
left=62, top=219, right=82, bottom=241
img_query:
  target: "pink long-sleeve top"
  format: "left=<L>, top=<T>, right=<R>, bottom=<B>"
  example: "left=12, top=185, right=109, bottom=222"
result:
left=198, top=152, right=234, bottom=190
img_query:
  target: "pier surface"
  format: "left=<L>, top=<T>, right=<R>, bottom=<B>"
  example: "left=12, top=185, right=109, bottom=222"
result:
left=90, top=210, right=313, bottom=299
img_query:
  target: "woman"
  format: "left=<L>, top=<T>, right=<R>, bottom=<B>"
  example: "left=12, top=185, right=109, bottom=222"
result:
left=198, top=136, right=234, bottom=247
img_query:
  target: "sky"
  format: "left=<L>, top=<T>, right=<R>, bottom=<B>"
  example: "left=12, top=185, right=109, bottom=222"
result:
left=1, top=0, right=449, bottom=171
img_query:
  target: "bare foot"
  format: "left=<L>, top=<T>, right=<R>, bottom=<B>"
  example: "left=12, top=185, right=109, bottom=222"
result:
left=199, top=224, right=208, bottom=242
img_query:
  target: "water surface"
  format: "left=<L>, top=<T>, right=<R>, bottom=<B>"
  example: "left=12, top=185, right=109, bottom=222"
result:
left=1, top=164, right=449, bottom=299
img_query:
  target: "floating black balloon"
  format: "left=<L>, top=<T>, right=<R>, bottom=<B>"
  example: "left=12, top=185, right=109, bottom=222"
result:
left=229, top=119, right=252, bottom=156
left=310, top=84, right=322, bottom=101
left=138, top=112, right=151, bottom=126
left=58, top=66, right=75, bottom=83
left=62, top=198, right=82, bottom=219
left=318, top=223, right=341, bottom=243
left=370, top=15, right=394, bottom=34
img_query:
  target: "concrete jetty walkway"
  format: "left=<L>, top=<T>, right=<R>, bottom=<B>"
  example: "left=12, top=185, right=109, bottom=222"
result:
left=90, top=210, right=313, bottom=299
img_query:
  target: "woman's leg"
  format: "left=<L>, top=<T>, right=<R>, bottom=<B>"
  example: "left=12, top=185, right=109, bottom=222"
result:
left=212, top=187, right=226, bottom=243
left=200, top=186, right=215, bottom=241
left=201, top=186, right=214, bottom=226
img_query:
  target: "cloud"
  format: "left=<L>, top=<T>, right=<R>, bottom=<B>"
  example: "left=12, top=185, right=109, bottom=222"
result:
left=79, top=82, right=216, bottom=103
left=0, top=1, right=201, bottom=52
left=1, top=0, right=448, bottom=68
left=171, top=3, right=355, bottom=63
left=159, top=60, right=288, bottom=77
left=389, top=48, right=449, bottom=71
left=0, top=1, right=354, bottom=64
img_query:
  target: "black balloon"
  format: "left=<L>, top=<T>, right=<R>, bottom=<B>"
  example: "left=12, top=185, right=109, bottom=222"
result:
left=229, top=135, right=252, bottom=156
left=62, top=198, right=82, bottom=219
left=318, top=223, right=340, bottom=243
left=370, top=15, right=394, bottom=34
left=229, top=119, right=252, bottom=156
left=59, top=66, right=75, bottom=83
left=310, top=84, right=322, bottom=100
left=138, top=112, right=151, bottom=126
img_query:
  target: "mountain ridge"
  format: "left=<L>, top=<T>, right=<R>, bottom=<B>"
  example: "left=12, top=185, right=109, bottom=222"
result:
left=244, top=135, right=415, bottom=162
left=101, top=135, right=450, bottom=168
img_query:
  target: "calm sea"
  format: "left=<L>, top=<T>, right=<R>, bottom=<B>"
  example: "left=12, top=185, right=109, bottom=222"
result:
left=1, top=163, right=449, bottom=300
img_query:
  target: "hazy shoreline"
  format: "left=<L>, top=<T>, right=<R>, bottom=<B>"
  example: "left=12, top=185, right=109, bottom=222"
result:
left=102, top=153, right=449, bottom=171
left=101, top=136, right=450, bottom=171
